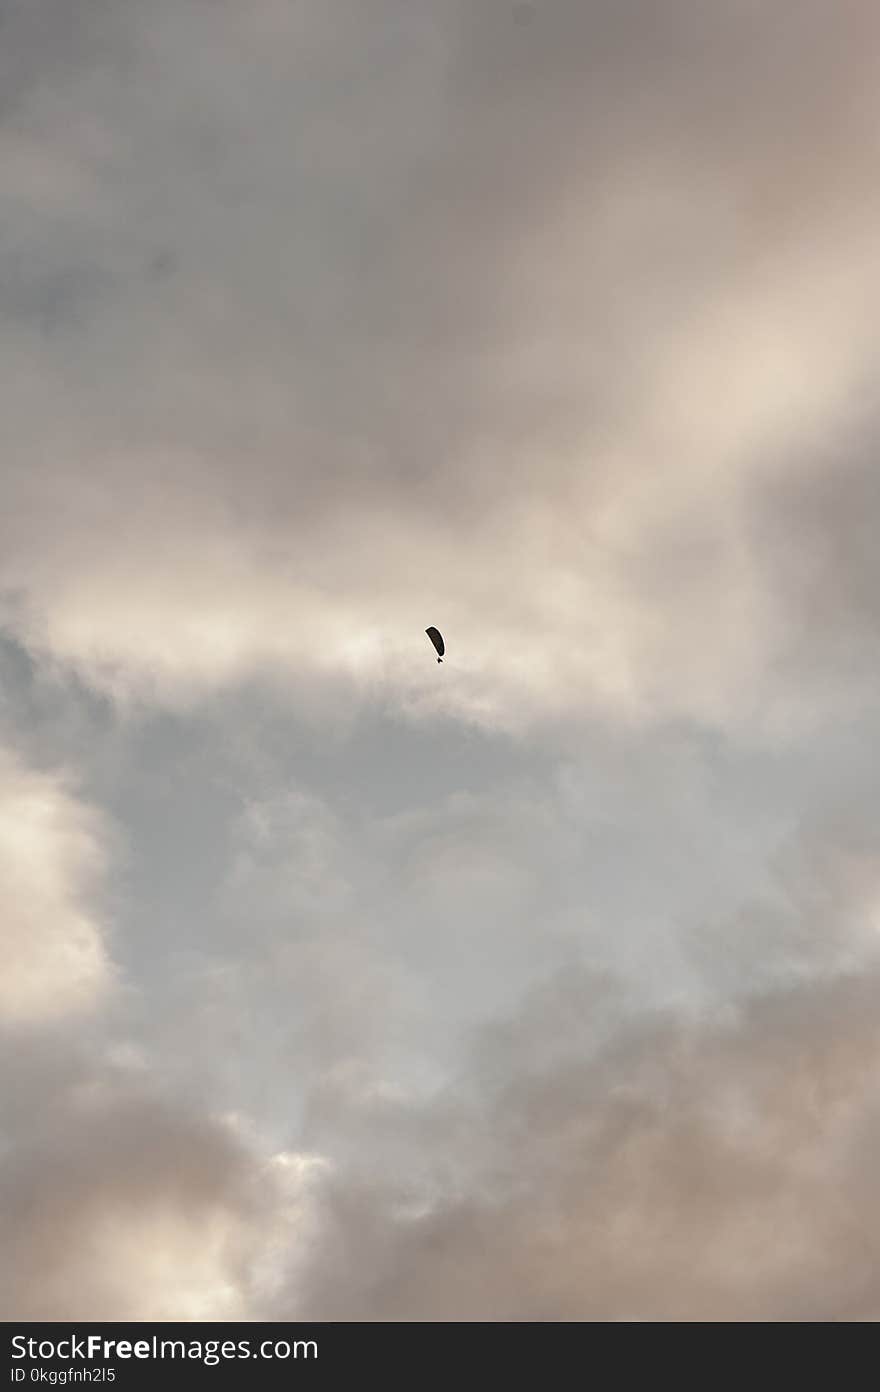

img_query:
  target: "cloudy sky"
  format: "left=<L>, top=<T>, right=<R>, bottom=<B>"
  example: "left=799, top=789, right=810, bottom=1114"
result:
left=2, top=0, right=880, bottom=1321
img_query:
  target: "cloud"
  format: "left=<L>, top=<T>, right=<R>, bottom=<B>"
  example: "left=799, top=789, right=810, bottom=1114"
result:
left=289, top=962, right=880, bottom=1320
left=0, top=1038, right=322, bottom=1320
left=0, top=747, right=115, bottom=1027
left=1, top=1, right=879, bottom=736
left=3, top=0, right=880, bottom=1324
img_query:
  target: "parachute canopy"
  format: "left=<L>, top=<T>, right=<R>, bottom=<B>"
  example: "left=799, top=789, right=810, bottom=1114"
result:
left=425, top=626, right=445, bottom=662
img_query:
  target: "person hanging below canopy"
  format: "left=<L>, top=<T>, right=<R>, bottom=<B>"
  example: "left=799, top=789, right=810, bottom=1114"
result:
left=425, top=626, right=444, bottom=663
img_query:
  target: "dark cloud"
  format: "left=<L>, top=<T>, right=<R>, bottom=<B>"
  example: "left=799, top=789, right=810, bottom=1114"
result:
left=291, top=963, right=880, bottom=1320
left=0, top=1, right=126, bottom=121
left=0, top=1032, right=287, bottom=1320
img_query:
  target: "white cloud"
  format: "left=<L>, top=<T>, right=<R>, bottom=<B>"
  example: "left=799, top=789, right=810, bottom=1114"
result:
left=0, top=749, right=115, bottom=1027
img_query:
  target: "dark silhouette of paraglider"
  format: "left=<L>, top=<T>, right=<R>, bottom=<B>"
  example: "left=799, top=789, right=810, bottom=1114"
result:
left=425, top=626, right=445, bottom=663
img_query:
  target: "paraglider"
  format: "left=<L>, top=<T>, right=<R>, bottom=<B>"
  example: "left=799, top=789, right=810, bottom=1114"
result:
left=425, top=626, right=445, bottom=663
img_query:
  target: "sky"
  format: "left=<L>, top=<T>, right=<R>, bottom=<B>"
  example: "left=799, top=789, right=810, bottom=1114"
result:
left=2, top=0, right=880, bottom=1321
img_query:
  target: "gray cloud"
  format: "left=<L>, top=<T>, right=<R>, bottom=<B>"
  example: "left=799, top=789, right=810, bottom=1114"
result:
left=3, top=0, right=880, bottom=1321
left=0, top=1023, right=325, bottom=1320
left=291, top=963, right=880, bottom=1321
left=1, top=1, right=878, bottom=729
